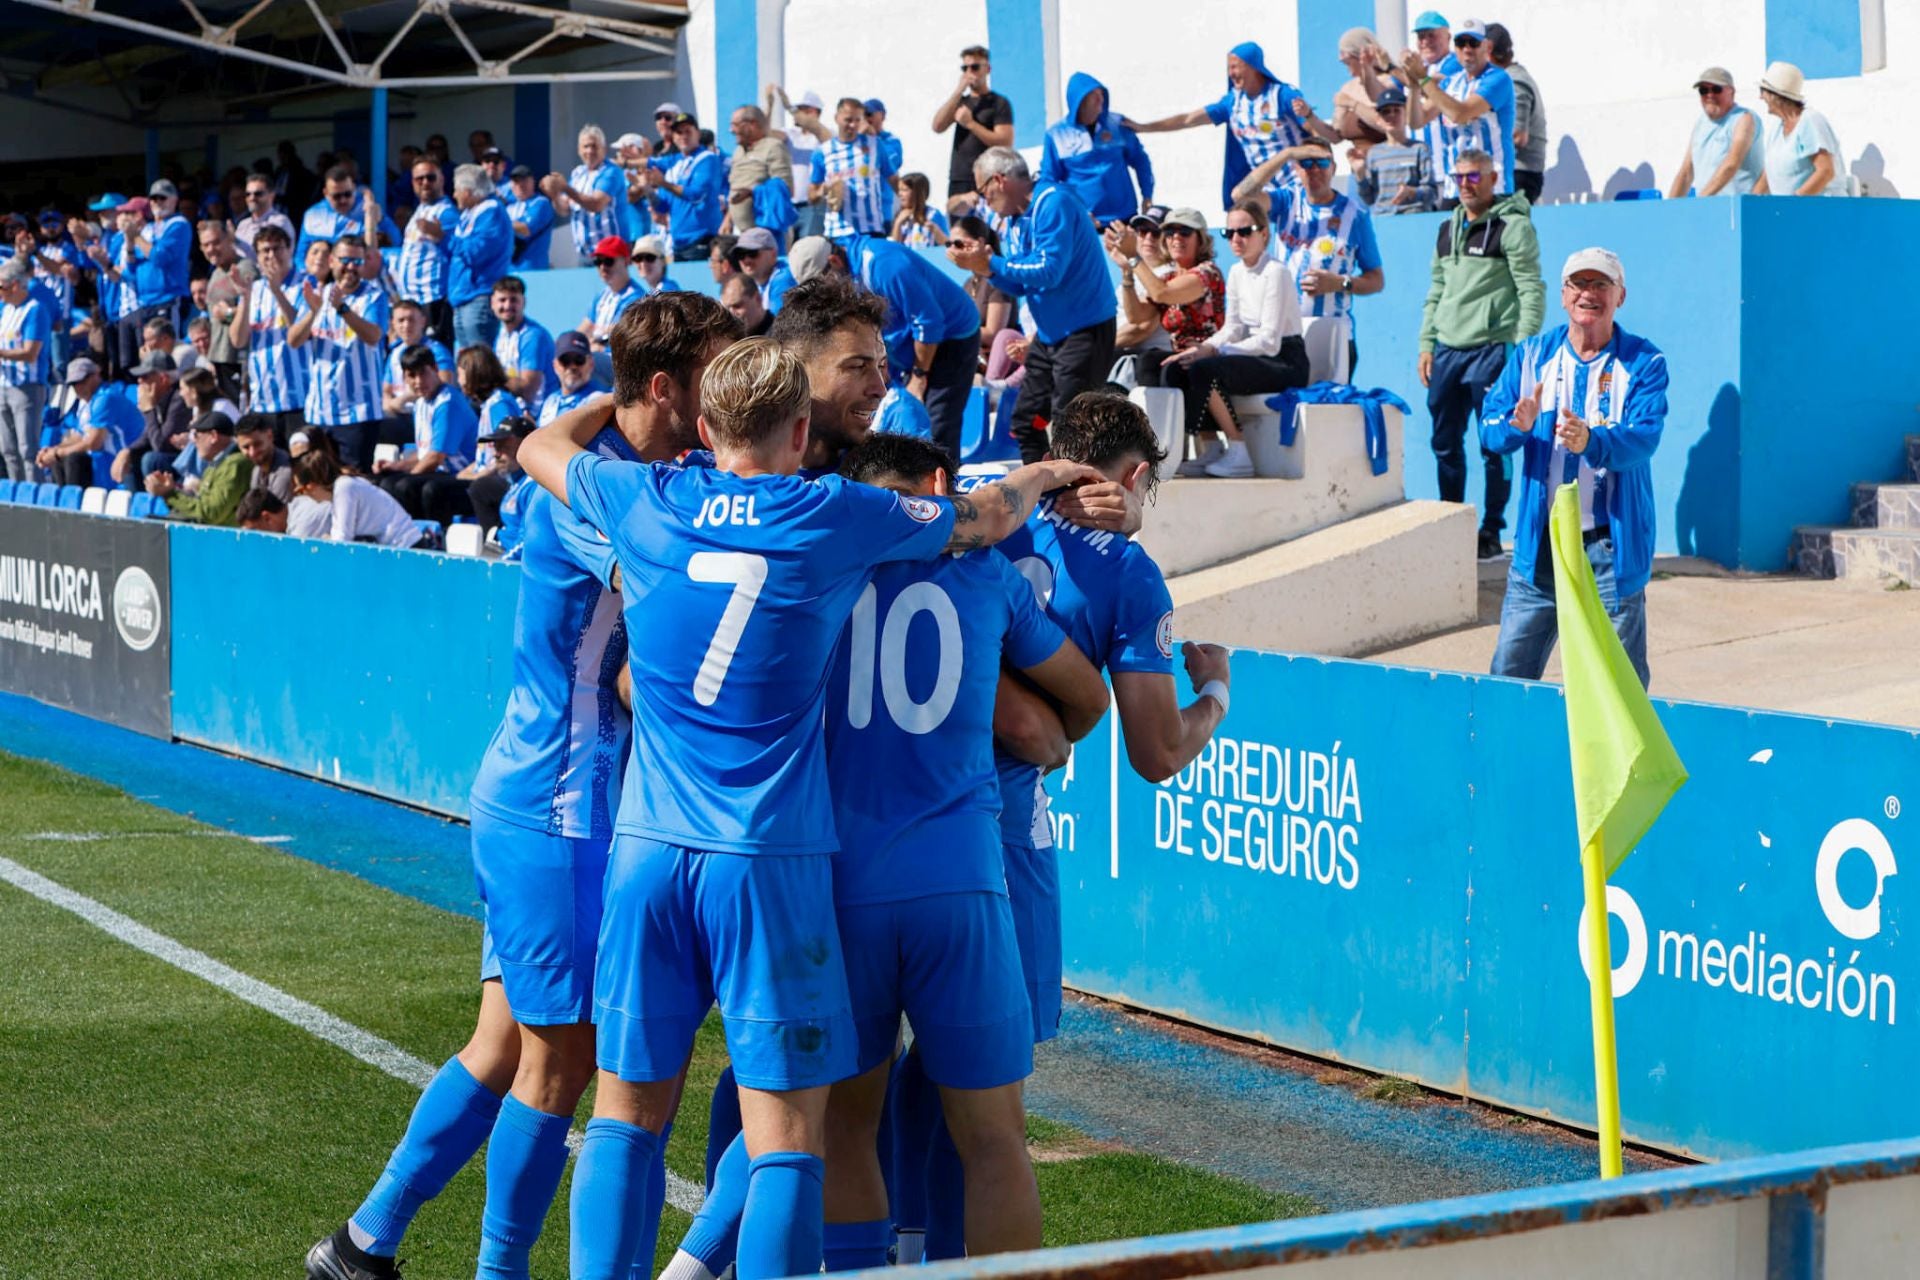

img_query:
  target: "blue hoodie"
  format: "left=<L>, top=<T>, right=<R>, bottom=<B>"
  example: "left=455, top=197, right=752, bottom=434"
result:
left=849, top=239, right=979, bottom=383
left=986, top=179, right=1116, bottom=345
left=1480, top=323, right=1669, bottom=598
left=1040, top=73, right=1154, bottom=225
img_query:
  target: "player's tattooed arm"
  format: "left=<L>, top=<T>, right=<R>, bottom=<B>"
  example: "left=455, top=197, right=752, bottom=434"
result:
left=942, top=458, right=1104, bottom=552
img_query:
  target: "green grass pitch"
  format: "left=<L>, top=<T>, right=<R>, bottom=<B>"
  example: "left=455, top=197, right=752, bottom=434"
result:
left=0, top=750, right=1313, bottom=1278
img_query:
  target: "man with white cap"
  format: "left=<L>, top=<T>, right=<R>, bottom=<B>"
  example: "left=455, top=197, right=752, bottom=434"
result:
left=1401, top=18, right=1515, bottom=202
left=1754, top=61, right=1848, bottom=197
left=732, top=226, right=797, bottom=313
left=1479, top=247, right=1667, bottom=688
left=1668, top=67, right=1763, bottom=198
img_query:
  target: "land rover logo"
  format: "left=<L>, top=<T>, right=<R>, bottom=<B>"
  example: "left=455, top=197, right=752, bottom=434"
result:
left=112, top=566, right=161, bottom=652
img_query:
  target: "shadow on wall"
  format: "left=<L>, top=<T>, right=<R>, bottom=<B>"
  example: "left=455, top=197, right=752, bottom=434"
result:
left=1852, top=143, right=1901, bottom=197
left=1540, top=135, right=1592, bottom=202
left=1601, top=162, right=1657, bottom=199
left=1674, top=382, right=1741, bottom=566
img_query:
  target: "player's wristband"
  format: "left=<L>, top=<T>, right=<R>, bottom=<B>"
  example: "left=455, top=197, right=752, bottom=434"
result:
left=1198, top=680, right=1230, bottom=717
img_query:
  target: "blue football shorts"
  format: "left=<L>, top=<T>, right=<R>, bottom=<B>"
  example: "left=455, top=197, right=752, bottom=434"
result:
left=838, top=890, right=1033, bottom=1090
left=473, top=809, right=609, bottom=1026
left=1002, top=840, right=1063, bottom=1044
left=593, top=837, right=858, bottom=1091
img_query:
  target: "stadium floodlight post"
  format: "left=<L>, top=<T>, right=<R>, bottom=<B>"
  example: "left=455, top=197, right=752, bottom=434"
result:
left=370, top=86, right=387, bottom=213
left=1581, top=836, right=1625, bottom=1179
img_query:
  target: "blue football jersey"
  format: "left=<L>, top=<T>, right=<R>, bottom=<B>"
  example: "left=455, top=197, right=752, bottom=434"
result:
left=564, top=458, right=958, bottom=854
left=468, top=426, right=635, bottom=839
left=826, top=551, right=1065, bottom=906
left=990, top=494, right=1175, bottom=850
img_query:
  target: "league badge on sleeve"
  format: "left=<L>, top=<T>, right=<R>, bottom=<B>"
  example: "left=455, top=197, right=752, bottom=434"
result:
left=1157, top=612, right=1174, bottom=659
left=901, top=495, right=942, bottom=523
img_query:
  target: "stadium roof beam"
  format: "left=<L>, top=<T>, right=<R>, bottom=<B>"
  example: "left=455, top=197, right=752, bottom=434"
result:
left=2, top=0, right=683, bottom=89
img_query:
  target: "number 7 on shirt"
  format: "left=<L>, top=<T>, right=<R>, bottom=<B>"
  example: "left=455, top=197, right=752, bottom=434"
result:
left=688, top=551, right=768, bottom=706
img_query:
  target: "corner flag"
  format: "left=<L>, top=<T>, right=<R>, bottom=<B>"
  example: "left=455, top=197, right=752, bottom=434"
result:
left=1548, top=482, right=1687, bottom=1177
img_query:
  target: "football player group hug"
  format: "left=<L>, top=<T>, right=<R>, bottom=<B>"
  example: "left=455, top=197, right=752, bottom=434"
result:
left=305, top=281, right=1233, bottom=1280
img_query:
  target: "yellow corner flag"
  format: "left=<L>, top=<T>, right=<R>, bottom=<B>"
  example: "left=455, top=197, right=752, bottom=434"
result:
left=1547, top=482, right=1688, bottom=1178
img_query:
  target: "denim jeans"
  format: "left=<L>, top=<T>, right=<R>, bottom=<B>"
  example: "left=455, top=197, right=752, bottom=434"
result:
left=453, top=294, right=499, bottom=353
left=1490, top=536, right=1650, bottom=688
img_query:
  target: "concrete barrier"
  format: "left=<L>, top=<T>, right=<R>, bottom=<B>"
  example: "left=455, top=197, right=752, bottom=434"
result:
left=861, top=1135, right=1920, bottom=1279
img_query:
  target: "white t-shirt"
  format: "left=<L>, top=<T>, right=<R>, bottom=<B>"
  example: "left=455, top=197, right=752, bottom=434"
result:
left=287, top=493, right=331, bottom=538
left=1214, top=255, right=1303, bottom=357
left=785, top=126, right=819, bottom=202
left=328, top=474, right=423, bottom=547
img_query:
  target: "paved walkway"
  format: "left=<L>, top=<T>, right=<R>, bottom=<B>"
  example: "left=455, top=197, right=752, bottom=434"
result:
left=1368, top=558, right=1920, bottom=729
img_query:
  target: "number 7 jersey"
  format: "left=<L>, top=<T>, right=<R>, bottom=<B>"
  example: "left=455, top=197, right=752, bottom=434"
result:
left=563, top=454, right=957, bottom=855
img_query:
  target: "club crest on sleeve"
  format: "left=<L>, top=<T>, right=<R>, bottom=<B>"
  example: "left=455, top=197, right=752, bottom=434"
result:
left=1157, top=612, right=1174, bottom=658
left=901, top=495, right=942, bottom=523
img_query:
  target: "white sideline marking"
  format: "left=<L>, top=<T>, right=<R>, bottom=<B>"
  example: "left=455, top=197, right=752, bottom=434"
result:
left=0, top=853, right=704, bottom=1215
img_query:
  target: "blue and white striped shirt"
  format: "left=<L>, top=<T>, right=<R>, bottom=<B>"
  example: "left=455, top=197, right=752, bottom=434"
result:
left=303, top=281, right=391, bottom=426
left=494, top=318, right=555, bottom=412
left=395, top=198, right=456, bottom=302
left=111, top=234, right=143, bottom=321
left=567, top=162, right=629, bottom=256
left=32, top=238, right=79, bottom=323
left=585, top=280, right=644, bottom=343
left=1434, top=64, right=1516, bottom=198
left=385, top=337, right=453, bottom=392
left=1207, top=81, right=1312, bottom=193
left=812, top=135, right=896, bottom=238
left=507, top=195, right=555, bottom=270
left=1268, top=188, right=1382, bottom=321
left=411, top=383, right=479, bottom=472
left=245, top=276, right=308, bottom=413
left=0, top=297, right=52, bottom=386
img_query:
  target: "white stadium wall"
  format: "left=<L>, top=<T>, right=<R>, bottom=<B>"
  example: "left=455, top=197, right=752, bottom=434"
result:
left=687, top=0, right=1916, bottom=205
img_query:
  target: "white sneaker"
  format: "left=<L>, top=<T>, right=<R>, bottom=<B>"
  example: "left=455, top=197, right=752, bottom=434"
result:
left=1176, top=439, right=1225, bottom=477
left=1204, top=441, right=1254, bottom=478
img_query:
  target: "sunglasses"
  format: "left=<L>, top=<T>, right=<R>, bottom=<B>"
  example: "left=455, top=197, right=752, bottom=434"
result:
left=1161, top=226, right=1198, bottom=236
left=1452, top=171, right=1487, bottom=185
left=1297, top=157, right=1334, bottom=170
left=1697, top=84, right=1726, bottom=96
left=1224, top=225, right=1262, bottom=238
left=1564, top=276, right=1615, bottom=292
left=633, top=254, right=660, bottom=264
left=1453, top=35, right=1483, bottom=48
left=948, top=238, right=976, bottom=250
left=327, top=190, right=355, bottom=203
left=592, top=257, right=619, bottom=268
left=961, top=61, right=985, bottom=70
left=558, top=354, right=590, bottom=367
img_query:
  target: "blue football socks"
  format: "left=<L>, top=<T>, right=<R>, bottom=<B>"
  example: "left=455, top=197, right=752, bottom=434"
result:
left=735, top=1151, right=826, bottom=1280
left=475, top=1094, right=573, bottom=1279
left=349, top=1056, right=502, bottom=1256
left=823, top=1218, right=894, bottom=1272
left=568, top=1116, right=661, bottom=1280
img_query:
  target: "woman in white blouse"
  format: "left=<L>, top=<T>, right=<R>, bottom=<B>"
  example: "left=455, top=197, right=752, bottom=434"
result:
left=291, top=448, right=426, bottom=548
left=1165, top=201, right=1309, bottom=478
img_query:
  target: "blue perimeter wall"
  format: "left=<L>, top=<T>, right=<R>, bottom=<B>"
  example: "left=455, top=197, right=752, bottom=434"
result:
left=526, top=197, right=1920, bottom=572
left=159, top=518, right=1920, bottom=1162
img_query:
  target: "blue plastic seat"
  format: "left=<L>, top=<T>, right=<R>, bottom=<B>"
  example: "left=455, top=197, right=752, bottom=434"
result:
left=89, top=451, right=116, bottom=489
left=0, top=479, right=15, bottom=504
left=128, top=492, right=156, bottom=518
left=1613, top=188, right=1662, bottom=201
left=34, top=483, right=60, bottom=507
left=56, top=484, right=83, bottom=510
left=973, top=385, right=1023, bottom=465
left=13, top=482, right=38, bottom=506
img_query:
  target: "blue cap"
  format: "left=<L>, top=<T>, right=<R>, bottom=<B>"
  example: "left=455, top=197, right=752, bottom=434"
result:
left=863, top=97, right=886, bottom=115
left=1412, top=9, right=1450, bottom=30
left=1374, top=82, right=1408, bottom=109
left=88, top=193, right=127, bottom=212
left=1228, top=41, right=1280, bottom=87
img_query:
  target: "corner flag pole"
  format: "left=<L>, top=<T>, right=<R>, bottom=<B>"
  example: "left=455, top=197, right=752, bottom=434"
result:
left=1581, top=832, right=1625, bottom=1179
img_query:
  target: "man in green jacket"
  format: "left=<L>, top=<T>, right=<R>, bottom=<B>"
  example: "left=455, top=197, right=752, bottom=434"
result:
left=143, top=410, right=254, bottom=525
left=1417, top=147, right=1544, bottom=559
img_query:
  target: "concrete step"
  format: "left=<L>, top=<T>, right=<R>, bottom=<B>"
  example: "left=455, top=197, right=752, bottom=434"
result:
left=1169, top=500, right=1478, bottom=656
left=1791, top=524, right=1920, bottom=585
left=1852, top=482, right=1920, bottom=530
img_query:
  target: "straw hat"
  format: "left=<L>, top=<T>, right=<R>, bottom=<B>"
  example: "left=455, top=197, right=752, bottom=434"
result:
left=1759, top=61, right=1806, bottom=104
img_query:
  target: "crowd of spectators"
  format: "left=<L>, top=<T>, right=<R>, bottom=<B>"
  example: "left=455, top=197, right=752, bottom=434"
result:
left=0, top=18, right=1865, bottom=539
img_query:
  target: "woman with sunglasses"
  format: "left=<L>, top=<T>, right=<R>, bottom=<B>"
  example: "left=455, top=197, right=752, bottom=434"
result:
left=1159, top=202, right=1307, bottom=479
left=1117, top=207, right=1225, bottom=362
left=629, top=233, right=684, bottom=296
left=1668, top=69, right=1762, bottom=198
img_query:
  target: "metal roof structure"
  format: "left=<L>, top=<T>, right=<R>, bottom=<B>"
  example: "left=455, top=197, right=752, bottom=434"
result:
left=1, top=0, right=687, bottom=118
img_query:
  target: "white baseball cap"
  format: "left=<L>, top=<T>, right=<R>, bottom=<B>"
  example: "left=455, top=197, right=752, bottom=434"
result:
left=613, top=132, right=648, bottom=151
left=1562, top=247, right=1624, bottom=286
left=796, top=91, right=826, bottom=112
left=788, top=236, right=834, bottom=283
